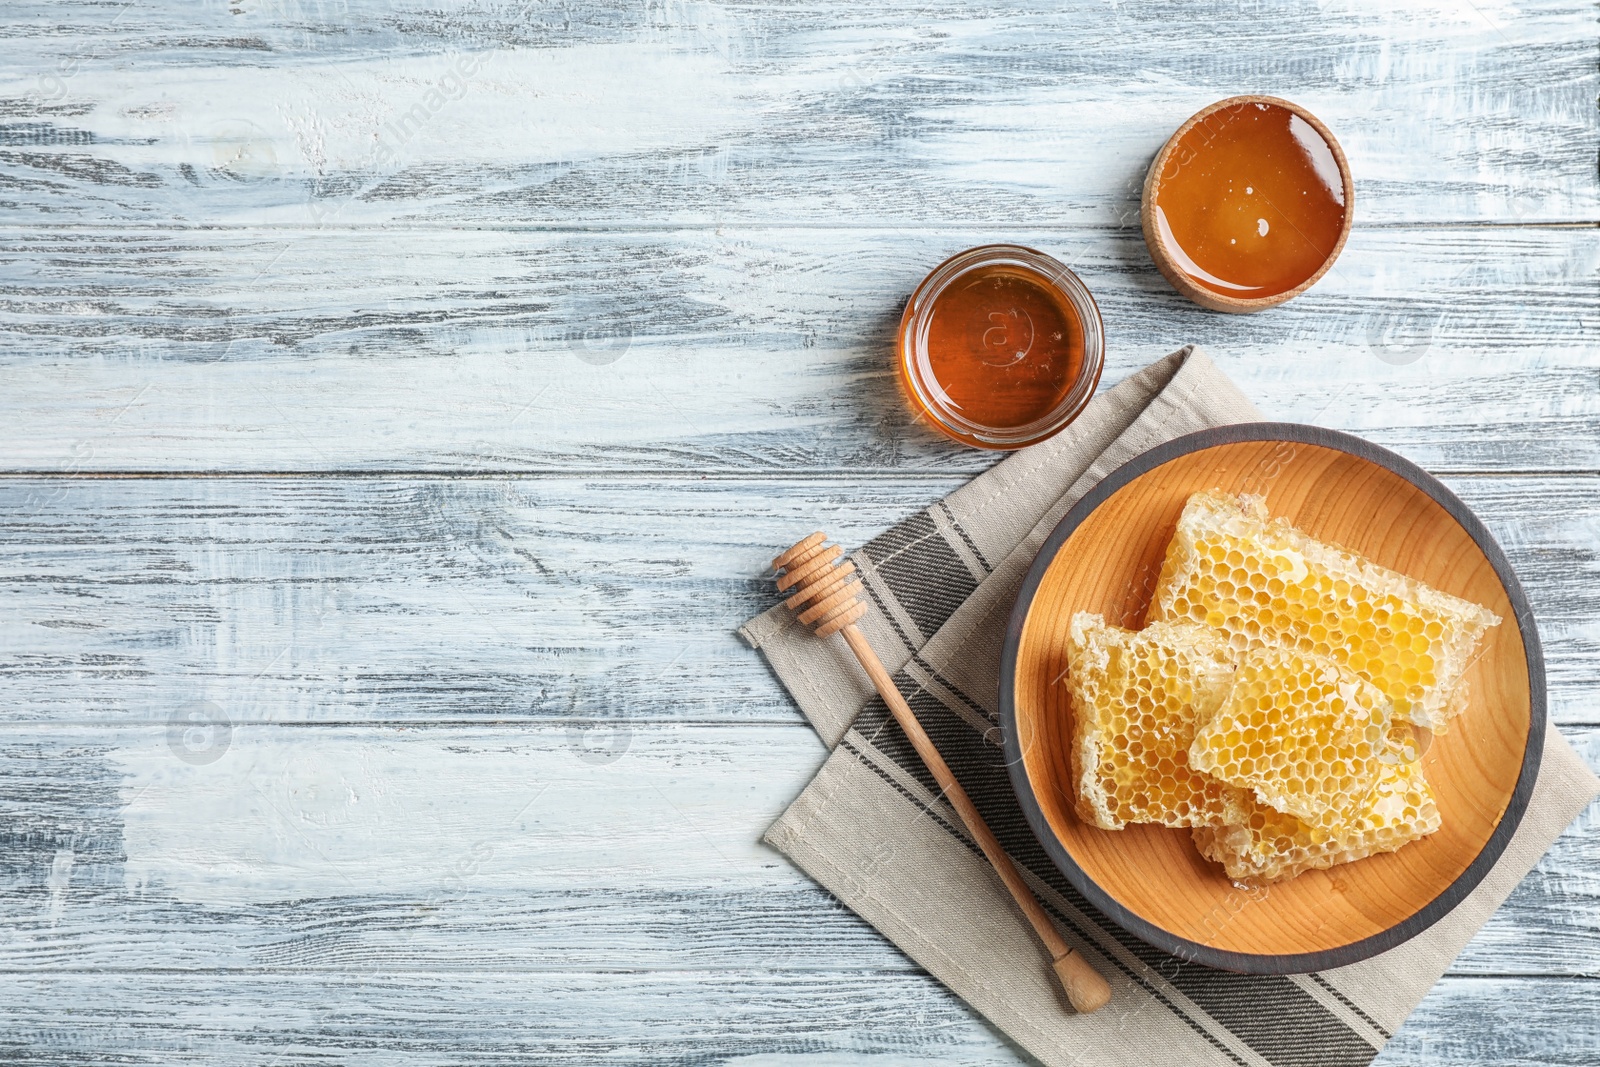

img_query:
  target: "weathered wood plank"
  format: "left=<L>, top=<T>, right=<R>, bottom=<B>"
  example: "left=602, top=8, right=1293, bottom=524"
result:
left=0, top=475, right=938, bottom=726
left=1, top=873, right=1593, bottom=980
left=1383, top=979, right=1600, bottom=1066
left=1, top=225, right=1597, bottom=474
left=0, top=970, right=1590, bottom=1066
left=1, top=475, right=1597, bottom=726
left=2, top=0, right=1594, bottom=1059
left=0, top=724, right=1592, bottom=978
left=0, top=0, right=1593, bottom=226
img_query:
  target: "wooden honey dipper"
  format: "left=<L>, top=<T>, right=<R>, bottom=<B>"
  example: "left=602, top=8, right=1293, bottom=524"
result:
left=773, top=532, right=1113, bottom=1014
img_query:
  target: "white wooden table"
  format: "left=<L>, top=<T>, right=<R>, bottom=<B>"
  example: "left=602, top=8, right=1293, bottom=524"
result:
left=1, top=2, right=1596, bottom=1063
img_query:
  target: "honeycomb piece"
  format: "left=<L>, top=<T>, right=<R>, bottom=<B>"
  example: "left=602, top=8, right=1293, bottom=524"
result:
left=1065, top=613, right=1242, bottom=830
left=1196, top=747, right=1442, bottom=884
left=1151, top=491, right=1501, bottom=732
left=1190, top=645, right=1391, bottom=822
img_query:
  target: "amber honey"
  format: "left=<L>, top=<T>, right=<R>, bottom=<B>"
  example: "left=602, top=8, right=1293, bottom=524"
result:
left=899, top=245, right=1104, bottom=450
left=1144, top=97, right=1352, bottom=311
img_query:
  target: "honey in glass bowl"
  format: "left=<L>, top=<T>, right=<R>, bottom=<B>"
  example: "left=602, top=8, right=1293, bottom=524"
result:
left=898, top=245, right=1105, bottom=450
left=1142, top=96, right=1353, bottom=313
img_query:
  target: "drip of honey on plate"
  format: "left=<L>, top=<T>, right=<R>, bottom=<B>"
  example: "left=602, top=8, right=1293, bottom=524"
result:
left=917, top=265, right=1085, bottom=432
left=1152, top=101, right=1347, bottom=299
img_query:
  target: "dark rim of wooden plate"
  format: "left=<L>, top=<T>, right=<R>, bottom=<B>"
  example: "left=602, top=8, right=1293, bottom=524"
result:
left=998, top=422, right=1547, bottom=974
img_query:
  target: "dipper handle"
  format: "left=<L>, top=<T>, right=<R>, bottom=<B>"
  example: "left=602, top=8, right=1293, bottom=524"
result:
left=774, top=533, right=1112, bottom=1014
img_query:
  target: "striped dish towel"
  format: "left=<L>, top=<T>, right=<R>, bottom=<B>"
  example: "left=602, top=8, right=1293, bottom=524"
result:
left=738, top=346, right=1599, bottom=1067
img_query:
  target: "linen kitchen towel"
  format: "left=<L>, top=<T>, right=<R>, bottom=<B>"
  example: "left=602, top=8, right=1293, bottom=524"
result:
left=739, top=346, right=1600, bottom=1067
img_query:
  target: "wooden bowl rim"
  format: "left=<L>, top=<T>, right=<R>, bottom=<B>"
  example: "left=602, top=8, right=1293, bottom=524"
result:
left=1140, top=95, right=1355, bottom=314
left=997, top=422, right=1546, bottom=973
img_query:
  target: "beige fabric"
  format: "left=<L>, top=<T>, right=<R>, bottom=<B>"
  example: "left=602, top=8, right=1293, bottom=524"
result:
left=743, top=346, right=1600, bottom=1067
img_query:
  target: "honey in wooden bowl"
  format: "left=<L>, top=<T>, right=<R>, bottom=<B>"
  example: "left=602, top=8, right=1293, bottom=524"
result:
left=898, top=245, right=1105, bottom=450
left=1142, top=96, right=1353, bottom=313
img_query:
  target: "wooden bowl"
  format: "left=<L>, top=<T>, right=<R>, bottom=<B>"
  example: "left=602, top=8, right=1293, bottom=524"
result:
left=1141, top=96, right=1354, bottom=313
left=999, top=423, right=1544, bottom=973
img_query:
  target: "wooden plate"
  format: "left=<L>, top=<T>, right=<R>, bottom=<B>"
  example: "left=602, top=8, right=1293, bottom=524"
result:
left=999, top=423, right=1544, bottom=973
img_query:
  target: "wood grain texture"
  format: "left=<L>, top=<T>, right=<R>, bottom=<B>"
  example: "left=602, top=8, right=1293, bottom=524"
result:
left=0, top=723, right=1590, bottom=1002
left=0, top=722, right=1591, bottom=970
left=1, top=225, right=1597, bottom=474
left=1, top=474, right=1596, bottom=727
left=1010, top=431, right=1541, bottom=969
left=1, top=0, right=1596, bottom=1059
left=0, top=850, right=1595, bottom=981
left=0, top=973, right=1593, bottom=1066
left=0, top=0, right=1593, bottom=227
left=0, top=471, right=1592, bottom=1059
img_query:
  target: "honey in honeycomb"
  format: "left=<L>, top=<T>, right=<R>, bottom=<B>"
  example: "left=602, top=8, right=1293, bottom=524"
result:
left=1151, top=491, right=1500, bottom=732
left=1190, top=645, right=1391, bottom=822
left=1065, top=613, right=1242, bottom=830
left=1194, top=742, right=1442, bottom=883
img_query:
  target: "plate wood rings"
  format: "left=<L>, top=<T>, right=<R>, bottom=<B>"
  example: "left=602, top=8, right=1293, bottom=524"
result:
left=1000, top=423, right=1544, bottom=973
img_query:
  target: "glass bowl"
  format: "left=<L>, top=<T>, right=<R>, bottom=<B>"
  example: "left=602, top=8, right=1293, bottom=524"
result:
left=897, top=244, right=1106, bottom=450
